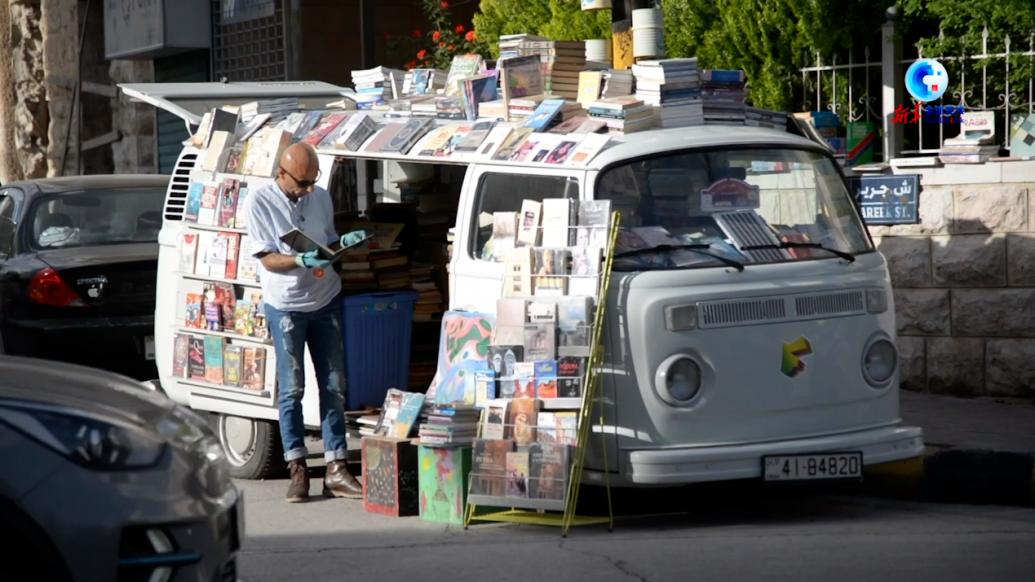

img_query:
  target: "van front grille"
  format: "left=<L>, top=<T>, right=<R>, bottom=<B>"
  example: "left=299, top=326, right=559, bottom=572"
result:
left=795, top=291, right=865, bottom=318
left=697, top=289, right=868, bottom=329
left=163, top=151, right=198, bottom=221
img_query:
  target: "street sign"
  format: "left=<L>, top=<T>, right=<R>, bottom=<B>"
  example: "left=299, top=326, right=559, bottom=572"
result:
left=846, top=174, right=920, bottom=225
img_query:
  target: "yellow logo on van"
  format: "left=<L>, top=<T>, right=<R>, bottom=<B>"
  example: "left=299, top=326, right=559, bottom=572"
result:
left=781, top=336, right=813, bottom=377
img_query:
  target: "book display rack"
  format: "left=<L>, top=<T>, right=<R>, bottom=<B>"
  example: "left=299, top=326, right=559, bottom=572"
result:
left=172, top=167, right=279, bottom=404
left=463, top=210, right=620, bottom=536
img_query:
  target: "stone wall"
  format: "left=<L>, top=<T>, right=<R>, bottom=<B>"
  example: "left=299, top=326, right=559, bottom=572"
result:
left=870, top=161, right=1035, bottom=398
left=41, top=0, right=79, bottom=175
left=108, top=59, right=155, bottom=174
left=6, top=0, right=48, bottom=179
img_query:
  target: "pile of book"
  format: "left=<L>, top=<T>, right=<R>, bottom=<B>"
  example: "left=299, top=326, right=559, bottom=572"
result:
left=586, top=96, right=656, bottom=134
left=522, top=40, right=586, bottom=99
left=402, top=68, right=447, bottom=96
left=746, top=106, right=788, bottom=130
left=238, top=98, right=298, bottom=127
left=700, top=69, right=747, bottom=126
left=418, top=403, right=481, bottom=446
left=633, top=58, right=703, bottom=128
left=602, top=70, right=635, bottom=98
left=939, top=111, right=998, bottom=164
left=350, top=66, right=405, bottom=109
left=498, top=33, right=547, bottom=60
left=411, top=263, right=444, bottom=322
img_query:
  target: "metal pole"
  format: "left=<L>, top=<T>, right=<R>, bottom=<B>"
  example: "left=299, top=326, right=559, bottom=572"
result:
left=881, top=8, right=901, bottom=161
left=61, top=0, right=92, bottom=176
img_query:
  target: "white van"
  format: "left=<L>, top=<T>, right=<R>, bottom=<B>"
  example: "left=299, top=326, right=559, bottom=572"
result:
left=125, top=83, right=924, bottom=485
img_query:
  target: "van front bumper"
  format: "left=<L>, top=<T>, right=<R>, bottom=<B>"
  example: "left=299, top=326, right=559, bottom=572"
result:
left=623, top=424, right=924, bottom=485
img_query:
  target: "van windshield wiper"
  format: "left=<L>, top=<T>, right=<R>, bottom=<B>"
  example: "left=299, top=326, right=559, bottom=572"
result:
left=740, top=242, right=856, bottom=262
left=615, top=243, right=746, bottom=272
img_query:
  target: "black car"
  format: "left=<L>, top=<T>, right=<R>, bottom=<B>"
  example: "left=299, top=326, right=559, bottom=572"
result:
left=0, top=175, right=168, bottom=379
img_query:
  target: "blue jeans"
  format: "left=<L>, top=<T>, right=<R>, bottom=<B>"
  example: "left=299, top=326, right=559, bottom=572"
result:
left=264, top=301, right=348, bottom=463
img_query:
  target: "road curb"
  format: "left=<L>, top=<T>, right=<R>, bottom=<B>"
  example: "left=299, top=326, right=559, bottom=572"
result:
left=863, top=448, right=1035, bottom=507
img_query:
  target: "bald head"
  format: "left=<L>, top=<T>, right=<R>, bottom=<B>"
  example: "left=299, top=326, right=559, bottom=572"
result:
left=276, top=142, right=320, bottom=198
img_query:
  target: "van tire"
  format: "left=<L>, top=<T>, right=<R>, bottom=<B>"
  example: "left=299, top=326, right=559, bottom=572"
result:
left=215, top=414, right=286, bottom=479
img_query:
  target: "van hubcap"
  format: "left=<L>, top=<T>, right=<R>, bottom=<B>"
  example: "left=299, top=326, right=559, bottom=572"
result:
left=218, top=415, right=257, bottom=466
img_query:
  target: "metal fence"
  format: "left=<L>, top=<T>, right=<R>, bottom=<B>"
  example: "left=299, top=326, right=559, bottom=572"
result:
left=800, top=25, right=1035, bottom=160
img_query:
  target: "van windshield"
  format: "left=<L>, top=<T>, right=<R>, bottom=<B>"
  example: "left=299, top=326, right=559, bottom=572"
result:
left=596, top=148, right=872, bottom=271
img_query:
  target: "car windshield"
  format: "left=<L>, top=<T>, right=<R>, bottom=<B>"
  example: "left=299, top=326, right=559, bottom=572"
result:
left=596, top=147, right=873, bottom=271
left=30, top=187, right=165, bottom=249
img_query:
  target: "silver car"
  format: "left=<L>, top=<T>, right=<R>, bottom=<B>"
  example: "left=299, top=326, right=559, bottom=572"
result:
left=0, top=356, right=242, bottom=581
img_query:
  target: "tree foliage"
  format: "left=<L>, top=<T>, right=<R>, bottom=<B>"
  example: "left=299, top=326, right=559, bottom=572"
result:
left=474, top=0, right=610, bottom=59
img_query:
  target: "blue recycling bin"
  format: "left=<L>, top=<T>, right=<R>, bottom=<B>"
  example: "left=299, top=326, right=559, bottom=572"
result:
left=340, top=291, right=418, bottom=410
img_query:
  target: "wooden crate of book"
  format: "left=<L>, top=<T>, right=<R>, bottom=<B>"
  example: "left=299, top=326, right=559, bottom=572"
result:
left=418, top=445, right=473, bottom=525
left=361, top=435, right=419, bottom=517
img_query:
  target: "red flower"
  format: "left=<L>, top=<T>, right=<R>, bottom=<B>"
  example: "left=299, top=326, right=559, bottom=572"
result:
left=440, top=1, right=449, bottom=9
left=432, top=30, right=442, bottom=42
left=412, top=29, right=422, bottom=39
left=439, top=42, right=446, bottom=48
left=465, top=30, right=477, bottom=42
left=416, top=49, right=428, bottom=59
left=455, top=24, right=465, bottom=34
left=406, top=60, right=418, bottom=70
left=448, top=44, right=456, bottom=51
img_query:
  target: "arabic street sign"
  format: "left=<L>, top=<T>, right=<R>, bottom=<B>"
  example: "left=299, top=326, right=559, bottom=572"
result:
left=846, top=174, right=920, bottom=225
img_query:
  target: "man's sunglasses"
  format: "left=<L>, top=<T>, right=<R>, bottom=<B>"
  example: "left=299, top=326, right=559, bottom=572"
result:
left=280, top=167, right=322, bottom=188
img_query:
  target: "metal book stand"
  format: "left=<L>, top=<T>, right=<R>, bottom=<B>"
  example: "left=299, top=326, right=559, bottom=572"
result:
left=464, top=213, right=620, bottom=536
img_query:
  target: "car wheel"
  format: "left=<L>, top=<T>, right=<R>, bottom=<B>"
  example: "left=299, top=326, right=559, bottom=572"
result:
left=216, top=414, right=286, bottom=479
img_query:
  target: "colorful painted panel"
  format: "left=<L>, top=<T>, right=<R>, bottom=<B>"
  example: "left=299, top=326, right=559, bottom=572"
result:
left=362, top=436, right=419, bottom=517
left=427, top=311, right=495, bottom=404
left=418, top=445, right=473, bottom=524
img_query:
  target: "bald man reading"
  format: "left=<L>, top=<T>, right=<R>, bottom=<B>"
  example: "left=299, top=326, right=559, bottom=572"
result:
left=246, top=142, right=365, bottom=502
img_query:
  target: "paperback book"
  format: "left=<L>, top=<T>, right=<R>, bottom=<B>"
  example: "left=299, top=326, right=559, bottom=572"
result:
left=243, top=347, right=266, bottom=390
left=532, top=248, right=570, bottom=296
left=505, top=450, right=530, bottom=497
left=507, top=398, right=539, bottom=446
left=557, top=296, right=593, bottom=357
left=557, top=356, right=585, bottom=398
left=514, top=362, right=536, bottom=399
left=172, top=333, right=189, bottom=377
left=203, top=335, right=225, bottom=384
left=528, top=442, right=570, bottom=500
left=482, top=398, right=510, bottom=440
left=534, top=360, right=558, bottom=399
left=489, top=345, right=523, bottom=398
left=471, top=438, right=515, bottom=497
left=187, top=336, right=206, bottom=378
left=524, top=321, right=557, bottom=362
left=223, top=345, right=243, bottom=387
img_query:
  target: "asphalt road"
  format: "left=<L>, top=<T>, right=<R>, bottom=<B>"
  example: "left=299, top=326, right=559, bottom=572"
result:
left=235, top=476, right=1035, bottom=581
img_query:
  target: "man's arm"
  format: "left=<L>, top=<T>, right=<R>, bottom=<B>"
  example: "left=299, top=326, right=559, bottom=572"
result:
left=258, top=252, right=301, bottom=273
left=246, top=194, right=302, bottom=273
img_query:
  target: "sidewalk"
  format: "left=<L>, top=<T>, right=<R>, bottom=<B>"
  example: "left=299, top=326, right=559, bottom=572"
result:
left=865, top=390, right=1035, bottom=506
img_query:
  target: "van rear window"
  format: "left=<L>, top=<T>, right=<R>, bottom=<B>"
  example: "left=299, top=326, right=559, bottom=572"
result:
left=471, top=173, right=578, bottom=261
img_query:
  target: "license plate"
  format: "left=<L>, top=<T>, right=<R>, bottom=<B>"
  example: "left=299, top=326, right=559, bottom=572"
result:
left=144, top=336, right=155, bottom=360
left=763, top=452, right=862, bottom=481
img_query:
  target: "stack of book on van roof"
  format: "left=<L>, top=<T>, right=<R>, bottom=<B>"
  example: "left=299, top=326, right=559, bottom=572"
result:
left=602, top=70, right=635, bottom=97
left=350, top=66, right=405, bottom=109
left=586, top=96, right=656, bottom=134
left=632, top=58, right=703, bottom=128
left=499, top=34, right=548, bottom=61
left=745, top=106, right=788, bottom=130
left=239, top=98, right=298, bottom=126
left=700, top=69, right=747, bottom=126
left=519, top=40, right=586, bottom=100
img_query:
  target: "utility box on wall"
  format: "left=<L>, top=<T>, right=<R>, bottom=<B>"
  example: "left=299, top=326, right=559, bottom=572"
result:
left=104, top=0, right=211, bottom=60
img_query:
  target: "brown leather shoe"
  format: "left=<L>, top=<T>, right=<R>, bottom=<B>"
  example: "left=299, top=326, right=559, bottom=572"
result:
left=286, top=459, right=310, bottom=503
left=323, top=460, right=363, bottom=499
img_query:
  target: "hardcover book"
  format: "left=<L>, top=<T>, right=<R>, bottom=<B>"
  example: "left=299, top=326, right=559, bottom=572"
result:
left=444, top=54, right=485, bottom=97
left=382, top=117, right=434, bottom=154
left=528, top=442, right=570, bottom=500
left=554, top=412, right=578, bottom=446
left=172, top=333, right=189, bottom=377
left=478, top=124, right=515, bottom=158
left=389, top=392, right=427, bottom=438
left=524, top=322, right=556, bottom=362
left=179, top=233, right=198, bottom=274
left=338, top=113, right=381, bottom=151
left=569, top=246, right=602, bottom=296
left=557, top=356, right=585, bottom=398
left=455, top=120, right=496, bottom=153
left=488, top=345, right=523, bottom=399
left=481, top=398, right=509, bottom=440
left=491, top=127, right=533, bottom=161
left=197, top=183, right=220, bottom=226
left=514, top=362, right=536, bottom=399
left=187, top=336, right=206, bottom=378
left=500, top=55, right=544, bottom=102
left=557, top=296, right=593, bottom=357
left=202, top=130, right=232, bottom=173
left=532, top=248, right=570, bottom=296
left=474, top=369, right=496, bottom=408
left=577, top=71, right=604, bottom=106
left=223, top=345, right=243, bottom=387
left=363, top=123, right=406, bottom=153
left=300, top=112, right=348, bottom=146
left=414, top=125, right=458, bottom=157
left=503, top=247, right=533, bottom=297
left=506, top=398, right=539, bottom=446
left=219, top=232, right=241, bottom=280
left=541, top=198, right=576, bottom=247
left=489, top=211, right=518, bottom=261
left=505, top=450, right=530, bottom=497
left=203, top=335, right=225, bottom=384
left=460, top=75, right=499, bottom=122
left=184, top=293, right=204, bottom=328
left=470, top=438, right=515, bottom=497
left=242, top=128, right=292, bottom=177
left=534, top=360, right=559, bottom=399
left=184, top=182, right=204, bottom=222
left=516, top=199, right=542, bottom=247
left=527, top=300, right=557, bottom=323
left=242, top=347, right=266, bottom=390
left=524, top=99, right=566, bottom=132
left=576, top=199, right=613, bottom=248
left=493, top=297, right=527, bottom=346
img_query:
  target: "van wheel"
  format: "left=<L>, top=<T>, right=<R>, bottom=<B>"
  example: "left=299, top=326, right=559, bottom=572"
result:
left=216, top=414, right=286, bottom=479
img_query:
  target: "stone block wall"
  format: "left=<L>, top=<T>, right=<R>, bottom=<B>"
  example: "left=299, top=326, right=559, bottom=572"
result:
left=870, top=161, right=1035, bottom=398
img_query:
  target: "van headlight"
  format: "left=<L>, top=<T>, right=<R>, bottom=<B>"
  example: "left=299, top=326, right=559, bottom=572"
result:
left=655, top=355, right=702, bottom=405
left=862, top=338, right=897, bottom=386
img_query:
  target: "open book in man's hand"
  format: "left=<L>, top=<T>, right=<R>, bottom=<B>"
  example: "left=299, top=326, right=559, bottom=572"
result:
left=280, top=228, right=372, bottom=261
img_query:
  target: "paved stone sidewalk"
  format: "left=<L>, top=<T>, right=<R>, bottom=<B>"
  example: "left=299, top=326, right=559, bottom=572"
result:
left=900, top=390, right=1035, bottom=453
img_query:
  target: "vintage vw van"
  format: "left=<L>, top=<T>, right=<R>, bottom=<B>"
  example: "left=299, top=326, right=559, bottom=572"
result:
left=127, top=83, right=923, bottom=484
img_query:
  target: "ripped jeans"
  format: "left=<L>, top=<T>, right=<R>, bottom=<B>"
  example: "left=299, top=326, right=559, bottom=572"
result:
left=264, top=301, right=348, bottom=463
